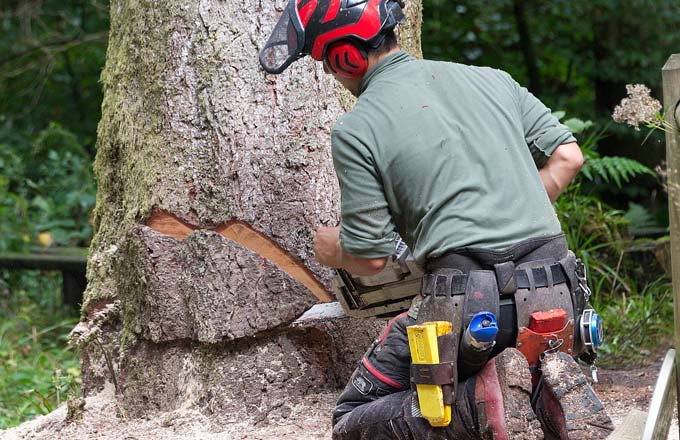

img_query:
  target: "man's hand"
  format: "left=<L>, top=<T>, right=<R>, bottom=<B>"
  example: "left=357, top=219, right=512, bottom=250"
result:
left=313, top=226, right=388, bottom=276
left=539, top=142, right=584, bottom=203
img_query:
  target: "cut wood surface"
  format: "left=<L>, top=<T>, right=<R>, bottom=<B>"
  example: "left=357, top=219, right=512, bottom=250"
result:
left=147, top=210, right=332, bottom=302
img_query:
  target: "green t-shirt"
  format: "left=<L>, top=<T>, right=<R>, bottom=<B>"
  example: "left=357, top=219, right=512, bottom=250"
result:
left=332, top=51, right=576, bottom=265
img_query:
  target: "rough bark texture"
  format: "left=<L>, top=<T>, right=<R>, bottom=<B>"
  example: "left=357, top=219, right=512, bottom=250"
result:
left=74, top=0, right=421, bottom=424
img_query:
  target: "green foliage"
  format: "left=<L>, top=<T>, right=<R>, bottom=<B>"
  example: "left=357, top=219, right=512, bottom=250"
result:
left=0, top=4, right=99, bottom=426
left=581, top=155, right=655, bottom=189
left=0, top=271, right=80, bottom=429
left=555, top=185, right=629, bottom=295
left=554, top=114, right=672, bottom=364
left=0, top=122, right=95, bottom=252
left=594, top=279, right=673, bottom=366
left=554, top=112, right=656, bottom=189
left=624, top=202, right=667, bottom=237
left=422, top=0, right=680, bottom=120
left=555, top=114, right=659, bottom=290
left=0, top=1, right=109, bottom=148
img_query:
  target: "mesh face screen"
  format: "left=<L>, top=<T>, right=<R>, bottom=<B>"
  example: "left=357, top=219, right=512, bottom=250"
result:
left=259, top=6, right=305, bottom=74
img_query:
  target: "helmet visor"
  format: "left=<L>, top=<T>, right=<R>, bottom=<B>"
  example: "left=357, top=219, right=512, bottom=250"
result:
left=259, top=4, right=305, bottom=74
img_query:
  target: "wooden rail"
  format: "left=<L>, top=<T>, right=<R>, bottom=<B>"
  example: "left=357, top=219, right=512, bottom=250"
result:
left=0, top=247, right=87, bottom=307
left=662, top=53, right=680, bottom=440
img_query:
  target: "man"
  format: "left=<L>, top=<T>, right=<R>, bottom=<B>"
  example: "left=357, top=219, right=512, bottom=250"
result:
left=260, top=1, right=614, bottom=439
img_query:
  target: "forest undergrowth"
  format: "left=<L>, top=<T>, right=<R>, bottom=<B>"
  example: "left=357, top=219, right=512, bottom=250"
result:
left=0, top=272, right=80, bottom=429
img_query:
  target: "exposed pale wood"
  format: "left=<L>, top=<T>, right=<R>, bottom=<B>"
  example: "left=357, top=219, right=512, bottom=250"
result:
left=662, top=54, right=680, bottom=435
left=145, top=211, right=195, bottom=240
left=147, top=210, right=333, bottom=302
left=642, top=349, right=677, bottom=440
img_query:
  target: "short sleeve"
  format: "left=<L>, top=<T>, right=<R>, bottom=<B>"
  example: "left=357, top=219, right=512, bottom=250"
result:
left=516, top=83, right=577, bottom=168
left=331, top=121, right=396, bottom=258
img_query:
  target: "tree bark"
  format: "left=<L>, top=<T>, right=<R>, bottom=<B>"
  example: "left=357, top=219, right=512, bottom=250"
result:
left=72, top=0, right=421, bottom=423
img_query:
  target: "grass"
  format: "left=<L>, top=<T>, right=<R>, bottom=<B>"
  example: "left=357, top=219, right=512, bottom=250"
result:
left=0, top=270, right=80, bottom=430
left=594, top=277, right=675, bottom=367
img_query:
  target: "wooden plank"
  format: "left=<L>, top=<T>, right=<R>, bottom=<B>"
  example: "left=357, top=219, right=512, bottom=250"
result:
left=609, top=409, right=648, bottom=440
left=642, top=349, right=677, bottom=440
left=662, top=53, right=680, bottom=440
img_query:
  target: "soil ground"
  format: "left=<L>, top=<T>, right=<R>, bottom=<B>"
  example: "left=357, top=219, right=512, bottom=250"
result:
left=1, top=348, right=678, bottom=440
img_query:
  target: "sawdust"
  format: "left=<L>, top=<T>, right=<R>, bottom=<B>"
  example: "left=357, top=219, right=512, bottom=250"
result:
left=0, top=384, right=335, bottom=440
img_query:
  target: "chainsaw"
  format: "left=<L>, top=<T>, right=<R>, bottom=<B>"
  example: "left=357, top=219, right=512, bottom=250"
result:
left=333, top=236, right=424, bottom=318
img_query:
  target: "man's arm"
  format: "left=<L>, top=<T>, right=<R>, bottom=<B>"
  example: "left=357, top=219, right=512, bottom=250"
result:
left=318, top=119, right=395, bottom=276
left=539, top=142, right=584, bottom=203
left=314, top=226, right=388, bottom=276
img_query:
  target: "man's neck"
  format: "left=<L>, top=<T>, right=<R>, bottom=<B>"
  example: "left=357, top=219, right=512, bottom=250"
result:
left=366, top=46, right=402, bottom=71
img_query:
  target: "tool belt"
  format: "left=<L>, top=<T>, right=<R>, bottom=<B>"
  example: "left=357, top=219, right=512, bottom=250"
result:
left=412, top=244, right=593, bottom=397
left=420, top=262, right=568, bottom=297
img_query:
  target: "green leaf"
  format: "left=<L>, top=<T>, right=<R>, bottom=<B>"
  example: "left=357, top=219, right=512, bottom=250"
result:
left=551, top=110, right=566, bottom=121
left=563, top=118, right=593, bottom=134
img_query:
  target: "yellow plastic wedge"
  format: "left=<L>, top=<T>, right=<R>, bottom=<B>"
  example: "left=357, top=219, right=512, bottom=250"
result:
left=407, top=321, right=452, bottom=427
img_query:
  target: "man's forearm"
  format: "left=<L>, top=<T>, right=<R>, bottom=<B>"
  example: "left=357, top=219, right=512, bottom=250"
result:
left=539, top=142, right=584, bottom=203
left=314, top=226, right=388, bottom=276
left=337, top=247, right=388, bottom=276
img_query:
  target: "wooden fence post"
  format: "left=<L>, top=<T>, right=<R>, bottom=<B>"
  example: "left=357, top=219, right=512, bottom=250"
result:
left=662, top=54, right=680, bottom=439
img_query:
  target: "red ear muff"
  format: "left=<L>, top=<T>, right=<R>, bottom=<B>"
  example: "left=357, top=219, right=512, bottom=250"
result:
left=326, top=40, right=368, bottom=78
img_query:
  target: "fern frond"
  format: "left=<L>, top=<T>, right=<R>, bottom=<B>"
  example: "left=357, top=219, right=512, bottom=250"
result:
left=581, top=156, right=655, bottom=187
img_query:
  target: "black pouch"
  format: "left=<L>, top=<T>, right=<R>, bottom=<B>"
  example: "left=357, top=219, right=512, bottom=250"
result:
left=514, top=258, right=574, bottom=329
left=493, top=261, right=517, bottom=295
left=462, top=270, right=501, bottom=329
left=457, top=270, right=501, bottom=379
left=417, top=268, right=466, bottom=325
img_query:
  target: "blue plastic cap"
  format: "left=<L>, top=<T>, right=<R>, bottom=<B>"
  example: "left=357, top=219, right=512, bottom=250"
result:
left=469, top=311, right=498, bottom=343
left=590, top=313, right=603, bottom=348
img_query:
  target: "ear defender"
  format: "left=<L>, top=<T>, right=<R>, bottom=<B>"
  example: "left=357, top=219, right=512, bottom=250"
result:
left=325, top=40, right=368, bottom=78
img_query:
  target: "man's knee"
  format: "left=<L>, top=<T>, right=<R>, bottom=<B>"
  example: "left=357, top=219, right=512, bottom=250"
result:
left=332, top=390, right=414, bottom=440
left=332, top=313, right=415, bottom=426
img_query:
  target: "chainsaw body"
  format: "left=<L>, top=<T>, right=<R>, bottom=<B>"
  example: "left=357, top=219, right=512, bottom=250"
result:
left=333, top=237, right=424, bottom=318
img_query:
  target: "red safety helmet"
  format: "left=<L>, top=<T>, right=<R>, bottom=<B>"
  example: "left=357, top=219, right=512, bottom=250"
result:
left=259, top=0, right=405, bottom=78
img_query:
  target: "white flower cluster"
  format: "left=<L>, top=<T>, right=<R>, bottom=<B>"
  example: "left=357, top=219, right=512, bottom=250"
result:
left=612, top=84, right=662, bottom=130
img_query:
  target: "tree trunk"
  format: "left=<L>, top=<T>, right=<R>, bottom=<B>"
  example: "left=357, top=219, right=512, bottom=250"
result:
left=72, top=0, right=421, bottom=424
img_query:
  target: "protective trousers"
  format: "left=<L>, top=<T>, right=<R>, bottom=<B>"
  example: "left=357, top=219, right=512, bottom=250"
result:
left=331, top=312, right=480, bottom=440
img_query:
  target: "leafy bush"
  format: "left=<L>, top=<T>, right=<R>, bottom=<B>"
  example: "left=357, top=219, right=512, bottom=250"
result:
left=0, top=120, right=90, bottom=428
left=0, top=121, right=95, bottom=252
